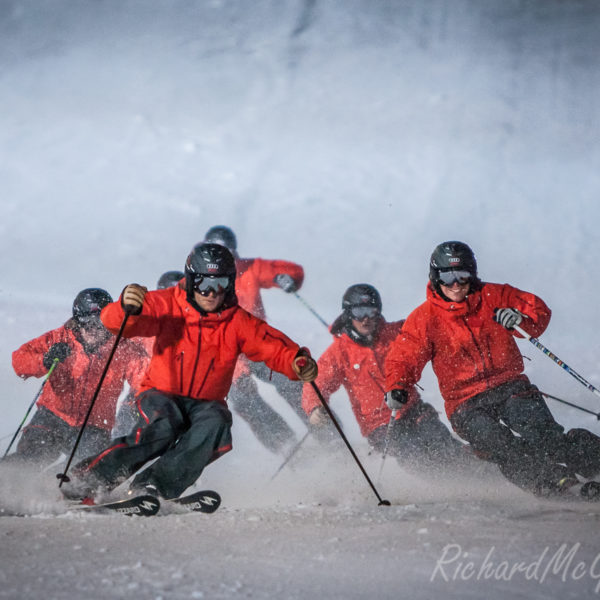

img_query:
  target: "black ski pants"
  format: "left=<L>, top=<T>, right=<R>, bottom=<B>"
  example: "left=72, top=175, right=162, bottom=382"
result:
left=449, top=379, right=600, bottom=494
left=7, top=406, right=109, bottom=468
left=368, top=401, right=469, bottom=474
left=76, top=390, right=233, bottom=499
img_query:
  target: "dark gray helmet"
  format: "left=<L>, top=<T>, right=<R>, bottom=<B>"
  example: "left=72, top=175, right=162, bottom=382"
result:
left=72, top=288, right=113, bottom=320
left=342, top=284, right=382, bottom=313
left=156, top=270, right=184, bottom=290
left=204, top=225, right=237, bottom=252
left=185, top=242, right=235, bottom=296
left=429, top=241, right=477, bottom=285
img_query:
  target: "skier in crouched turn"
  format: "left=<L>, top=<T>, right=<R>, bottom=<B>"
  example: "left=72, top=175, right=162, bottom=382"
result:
left=9, top=288, right=147, bottom=468
left=384, top=241, right=600, bottom=500
left=304, top=283, right=470, bottom=473
left=61, top=243, right=318, bottom=502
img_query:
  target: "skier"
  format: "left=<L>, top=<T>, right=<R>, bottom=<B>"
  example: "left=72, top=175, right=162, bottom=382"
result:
left=384, top=241, right=600, bottom=499
left=303, top=284, right=469, bottom=472
left=9, top=288, right=148, bottom=468
left=156, top=270, right=184, bottom=290
left=203, top=225, right=307, bottom=454
left=61, top=243, right=318, bottom=501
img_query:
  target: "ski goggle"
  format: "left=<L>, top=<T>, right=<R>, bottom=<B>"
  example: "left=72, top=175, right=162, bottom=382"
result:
left=349, top=306, right=380, bottom=320
left=193, top=275, right=231, bottom=296
left=75, top=312, right=105, bottom=329
left=437, top=270, right=473, bottom=286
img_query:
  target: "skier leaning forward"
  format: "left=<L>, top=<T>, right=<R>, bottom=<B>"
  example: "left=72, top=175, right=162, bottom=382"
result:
left=62, top=243, right=318, bottom=501
left=384, top=241, right=600, bottom=499
left=304, top=283, right=471, bottom=474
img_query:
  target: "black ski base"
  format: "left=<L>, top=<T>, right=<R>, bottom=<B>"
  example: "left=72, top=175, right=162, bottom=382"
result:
left=70, top=494, right=160, bottom=517
left=166, top=490, right=221, bottom=513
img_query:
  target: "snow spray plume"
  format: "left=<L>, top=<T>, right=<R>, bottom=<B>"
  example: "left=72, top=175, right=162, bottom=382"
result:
left=3, top=358, right=60, bottom=458
left=57, top=310, right=131, bottom=486
left=376, top=409, right=398, bottom=483
left=307, top=376, right=390, bottom=506
left=270, top=430, right=310, bottom=481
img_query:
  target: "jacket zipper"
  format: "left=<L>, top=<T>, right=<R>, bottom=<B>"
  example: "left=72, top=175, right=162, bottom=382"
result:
left=179, top=351, right=185, bottom=394
left=462, top=316, right=488, bottom=387
left=187, top=330, right=202, bottom=397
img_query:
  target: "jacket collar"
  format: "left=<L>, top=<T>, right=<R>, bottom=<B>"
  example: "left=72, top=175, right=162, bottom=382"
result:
left=426, top=282, right=482, bottom=316
left=172, top=285, right=239, bottom=325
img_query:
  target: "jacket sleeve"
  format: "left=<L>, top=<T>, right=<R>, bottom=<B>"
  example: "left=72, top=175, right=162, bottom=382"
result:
left=101, top=291, right=163, bottom=338
left=497, top=283, right=551, bottom=338
left=302, top=343, right=344, bottom=416
left=238, top=312, right=301, bottom=379
left=254, top=258, right=305, bottom=290
left=384, top=308, right=433, bottom=392
left=12, top=328, right=65, bottom=379
left=120, top=340, right=150, bottom=392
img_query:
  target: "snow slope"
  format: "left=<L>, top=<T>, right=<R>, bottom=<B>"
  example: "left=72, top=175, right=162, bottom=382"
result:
left=1, top=1, right=600, bottom=598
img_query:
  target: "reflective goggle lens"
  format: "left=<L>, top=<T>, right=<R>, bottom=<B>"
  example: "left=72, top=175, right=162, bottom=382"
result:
left=438, top=270, right=473, bottom=286
left=193, top=276, right=230, bottom=296
left=349, top=306, right=380, bottom=320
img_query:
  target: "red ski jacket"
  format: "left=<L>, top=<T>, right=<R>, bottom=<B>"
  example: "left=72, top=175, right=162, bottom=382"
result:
left=235, top=257, right=304, bottom=320
left=100, top=284, right=302, bottom=404
left=302, top=320, right=420, bottom=437
left=12, top=323, right=148, bottom=430
left=385, top=282, right=551, bottom=419
left=233, top=257, right=304, bottom=380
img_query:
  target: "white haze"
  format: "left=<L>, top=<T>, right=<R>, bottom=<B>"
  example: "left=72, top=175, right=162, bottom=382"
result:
left=1, top=1, right=600, bottom=598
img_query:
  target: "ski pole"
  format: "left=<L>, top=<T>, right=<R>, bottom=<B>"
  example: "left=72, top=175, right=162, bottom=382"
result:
left=3, top=358, right=60, bottom=458
left=308, top=380, right=390, bottom=506
left=513, top=324, right=600, bottom=403
left=376, top=410, right=397, bottom=482
left=292, top=292, right=329, bottom=329
left=57, top=311, right=130, bottom=487
left=270, top=430, right=310, bottom=481
left=541, top=391, right=600, bottom=420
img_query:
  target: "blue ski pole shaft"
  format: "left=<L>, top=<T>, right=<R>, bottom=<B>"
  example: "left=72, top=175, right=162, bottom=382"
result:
left=3, top=358, right=60, bottom=458
left=513, top=324, right=600, bottom=402
left=293, top=292, right=329, bottom=329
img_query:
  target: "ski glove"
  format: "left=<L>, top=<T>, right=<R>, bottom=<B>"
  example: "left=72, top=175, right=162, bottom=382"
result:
left=309, top=406, right=329, bottom=427
left=494, top=307, right=524, bottom=330
left=292, top=354, right=318, bottom=382
left=121, top=284, right=148, bottom=316
left=385, top=389, right=408, bottom=410
left=43, top=342, right=71, bottom=370
left=274, top=273, right=297, bottom=293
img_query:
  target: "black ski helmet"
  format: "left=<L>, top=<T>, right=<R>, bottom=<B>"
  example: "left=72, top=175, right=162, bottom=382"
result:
left=72, top=288, right=113, bottom=320
left=429, top=241, right=477, bottom=286
left=204, top=225, right=237, bottom=252
left=342, top=284, right=382, bottom=313
left=184, top=243, right=236, bottom=303
left=156, top=270, right=184, bottom=290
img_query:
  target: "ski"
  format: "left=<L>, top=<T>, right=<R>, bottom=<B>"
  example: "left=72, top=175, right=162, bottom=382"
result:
left=69, top=494, right=160, bottom=517
left=166, top=489, right=221, bottom=513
